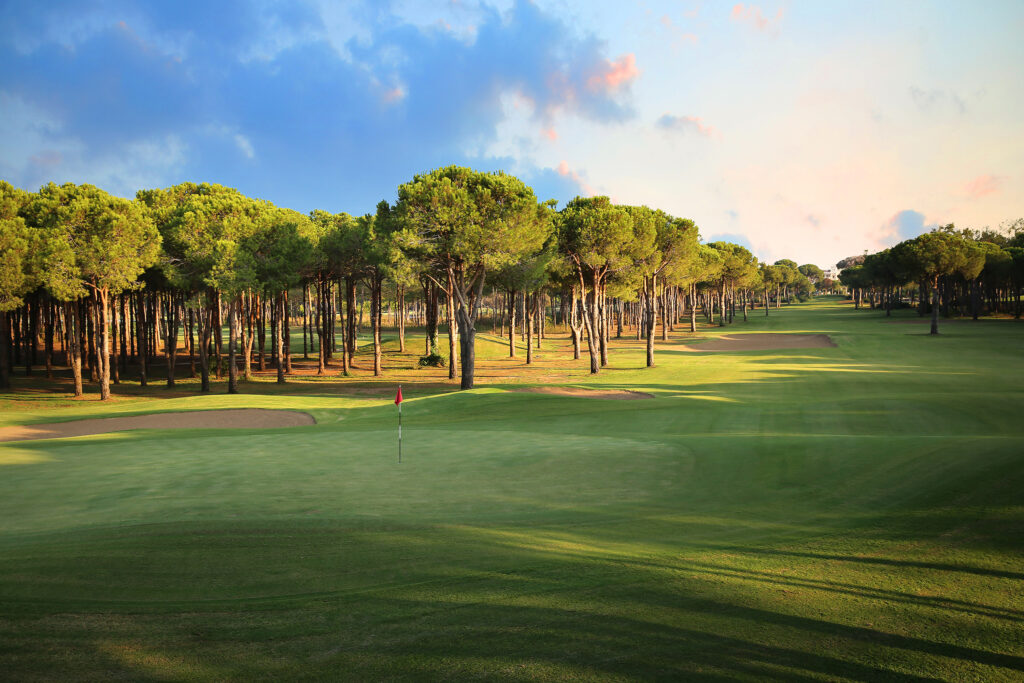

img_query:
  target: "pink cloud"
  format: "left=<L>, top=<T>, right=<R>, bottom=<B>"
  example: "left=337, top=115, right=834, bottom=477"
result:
left=656, top=113, right=717, bottom=138
left=660, top=14, right=699, bottom=46
left=542, top=127, right=558, bottom=141
left=730, top=3, right=783, bottom=32
left=964, top=174, right=1001, bottom=199
left=29, top=151, right=62, bottom=168
left=556, top=160, right=597, bottom=196
left=587, top=53, right=640, bottom=92
left=382, top=87, right=405, bottom=104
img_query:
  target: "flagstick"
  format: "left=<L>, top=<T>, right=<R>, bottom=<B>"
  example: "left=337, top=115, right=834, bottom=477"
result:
left=398, top=386, right=402, bottom=464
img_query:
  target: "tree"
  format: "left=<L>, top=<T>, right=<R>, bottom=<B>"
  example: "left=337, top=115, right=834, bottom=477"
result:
left=798, top=264, right=824, bottom=288
left=26, top=183, right=159, bottom=400
left=396, top=166, right=549, bottom=389
left=772, top=259, right=801, bottom=304
left=492, top=217, right=556, bottom=363
left=243, top=206, right=313, bottom=384
left=761, top=264, right=782, bottom=315
left=711, top=242, right=758, bottom=324
left=0, top=182, right=37, bottom=389
left=557, top=196, right=634, bottom=374
left=144, top=183, right=261, bottom=391
left=679, top=245, right=723, bottom=327
left=893, top=229, right=968, bottom=335
left=629, top=209, right=698, bottom=365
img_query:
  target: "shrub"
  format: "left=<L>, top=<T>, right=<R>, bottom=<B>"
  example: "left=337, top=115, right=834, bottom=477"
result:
left=418, top=353, right=446, bottom=367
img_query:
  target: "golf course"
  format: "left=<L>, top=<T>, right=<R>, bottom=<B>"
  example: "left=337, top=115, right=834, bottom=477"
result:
left=1, top=296, right=1022, bottom=681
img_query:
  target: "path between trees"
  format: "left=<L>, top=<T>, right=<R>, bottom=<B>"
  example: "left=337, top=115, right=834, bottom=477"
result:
left=0, top=408, right=315, bottom=442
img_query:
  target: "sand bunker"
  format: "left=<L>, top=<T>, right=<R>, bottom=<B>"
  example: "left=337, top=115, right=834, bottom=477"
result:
left=0, top=409, right=315, bottom=443
left=513, top=387, right=653, bottom=400
left=682, top=333, right=836, bottom=352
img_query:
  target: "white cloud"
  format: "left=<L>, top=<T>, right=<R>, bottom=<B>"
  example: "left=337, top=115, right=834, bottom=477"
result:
left=0, top=90, right=187, bottom=197
left=234, top=133, right=255, bottom=159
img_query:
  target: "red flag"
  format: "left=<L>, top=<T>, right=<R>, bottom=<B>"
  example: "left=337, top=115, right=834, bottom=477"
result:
left=395, top=386, right=403, bottom=405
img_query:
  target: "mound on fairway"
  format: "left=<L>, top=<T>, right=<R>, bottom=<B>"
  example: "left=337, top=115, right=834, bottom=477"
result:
left=512, top=386, right=654, bottom=399
left=0, top=408, right=315, bottom=442
left=683, top=332, right=836, bottom=351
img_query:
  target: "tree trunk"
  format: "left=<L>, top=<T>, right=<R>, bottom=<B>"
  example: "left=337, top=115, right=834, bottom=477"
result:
left=930, top=280, right=940, bottom=335
left=165, top=293, right=179, bottom=387
left=346, top=277, right=357, bottom=365
left=228, top=296, right=239, bottom=394
left=372, top=276, right=382, bottom=377
left=690, top=285, right=698, bottom=331
left=339, top=283, right=349, bottom=376
left=148, top=295, right=159, bottom=359
left=526, top=292, right=534, bottom=365
left=136, top=294, right=148, bottom=387
left=283, top=290, right=292, bottom=374
left=199, top=297, right=212, bottom=392
left=447, top=273, right=458, bottom=380
left=110, top=299, right=119, bottom=384
left=239, top=293, right=251, bottom=380
left=569, top=286, right=582, bottom=360
left=85, top=299, right=97, bottom=382
left=276, top=292, right=286, bottom=383
left=423, top=280, right=439, bottom=357
left=257, top=293, right=266, bottom=371
left=972, top=279, right=980, bottom=321
left=67, top=302, right=83, bottom=397
left=397, top=284, right=406, bottom=353
left=645, top=276, right=657, bottom=368
left=508, top=289, right=517, bottom=358
left=302, top=284, right=309, bottom=359
left=118, top=295, right=128, bottom=376
left=663, top=290, right=671, bottom=339
left=536, top=293, right=542, bottom=348
left=97, top=289, right=111, bottom=400
left=457, top=304, right=475, bottom=389
left=315, top=279, right=325, bottom=375
left=213, top=292, right=223, bottom=379
left=580, top=270, right=599, bottom=374
left=719, top=282, right=727, bottom=327
left=598, top=284, right=609, bottom=367
left=0, top=312, right=10, bottom=390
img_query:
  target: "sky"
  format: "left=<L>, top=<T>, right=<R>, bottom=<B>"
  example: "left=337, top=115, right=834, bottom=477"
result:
left=1, top=0, right=1022, bottom=269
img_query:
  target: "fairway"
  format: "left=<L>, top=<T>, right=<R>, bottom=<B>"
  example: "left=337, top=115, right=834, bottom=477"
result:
left=1, top=298, right=1023, bottom=681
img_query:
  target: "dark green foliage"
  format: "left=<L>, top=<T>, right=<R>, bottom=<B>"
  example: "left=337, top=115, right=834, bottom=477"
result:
left=418, top=352, right=446, bottom=367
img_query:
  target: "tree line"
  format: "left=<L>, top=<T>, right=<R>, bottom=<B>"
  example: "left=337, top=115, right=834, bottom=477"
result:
left=0, top=169, right=821, bottom=397
left=838, top=222, right=1024, bottom=334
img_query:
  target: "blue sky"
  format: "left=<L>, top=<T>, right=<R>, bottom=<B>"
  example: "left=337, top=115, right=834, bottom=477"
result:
left=1, top=0, right=1022, bottom=267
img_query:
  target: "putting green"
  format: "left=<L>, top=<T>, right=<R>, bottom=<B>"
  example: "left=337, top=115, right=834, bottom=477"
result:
left=1, top=297, right=1022, bottom=681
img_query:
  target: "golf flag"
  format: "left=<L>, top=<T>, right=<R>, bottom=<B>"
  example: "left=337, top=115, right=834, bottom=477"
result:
left=396, top=385, right=403, bottom=463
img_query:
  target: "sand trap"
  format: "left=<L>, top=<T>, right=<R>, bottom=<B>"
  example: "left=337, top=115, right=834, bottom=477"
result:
left=0, top=409, right=315, bottom=443
left=513, top=387, right=653, bottom=400
left=681, top=333, right=836, bottom=352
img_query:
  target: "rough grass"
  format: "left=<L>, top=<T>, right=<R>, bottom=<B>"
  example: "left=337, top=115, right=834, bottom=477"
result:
left=1, top=297, right=1022, bottom=681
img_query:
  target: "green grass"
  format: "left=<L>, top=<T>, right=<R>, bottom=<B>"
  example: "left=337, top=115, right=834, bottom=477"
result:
left=1, top=297, right=1022, bottom=680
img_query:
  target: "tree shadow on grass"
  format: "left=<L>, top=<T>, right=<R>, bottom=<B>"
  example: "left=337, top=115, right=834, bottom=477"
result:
left=699, top=546, right=1024, bottom=582
left=4, top=508, right=1022, bottom=680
